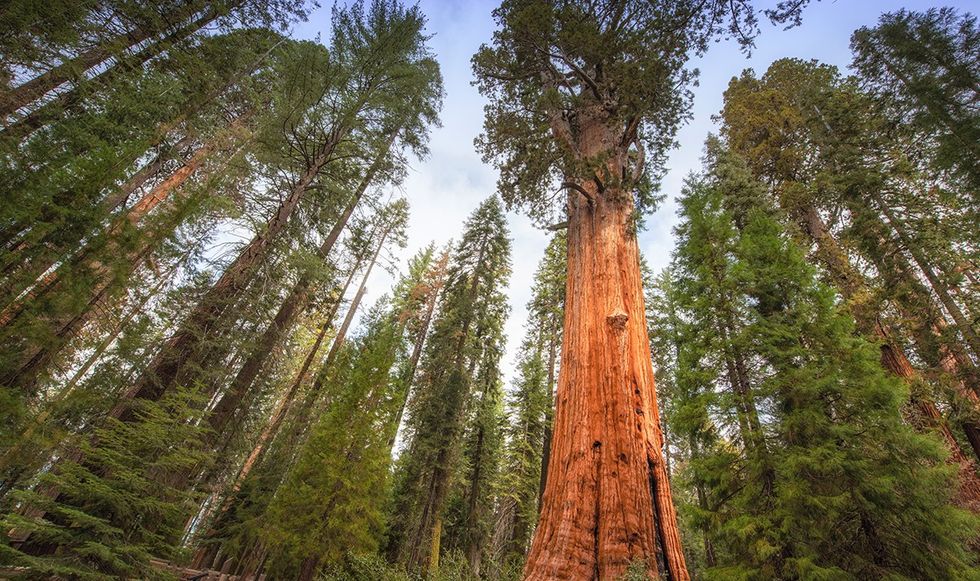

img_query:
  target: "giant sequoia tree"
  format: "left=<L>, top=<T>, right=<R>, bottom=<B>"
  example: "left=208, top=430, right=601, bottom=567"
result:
left=472, top=1, right=811, bottom=578
left=4, top=2, right=980, bottom=579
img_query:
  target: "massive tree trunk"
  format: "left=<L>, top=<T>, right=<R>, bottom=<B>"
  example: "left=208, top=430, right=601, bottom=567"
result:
left=525, top=115, right=687, bottom=579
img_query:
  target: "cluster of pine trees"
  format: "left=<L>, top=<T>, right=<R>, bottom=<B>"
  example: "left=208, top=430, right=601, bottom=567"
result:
left=649, top=9, right=980, bottom=580
left=1, top=1, right=979, bottom=580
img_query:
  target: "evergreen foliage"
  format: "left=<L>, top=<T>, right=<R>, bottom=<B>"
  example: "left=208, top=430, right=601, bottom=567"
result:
left=388, top=196, right=511, bottom=575
left=1, top=2, right=979, bottom=579
left=491, top=232, right=565, bottom=572
left=665, top=141, right=978, bottom=579
left=0, top=389, right=210, bottom=579
left=852, top=7, right=980, bottom=197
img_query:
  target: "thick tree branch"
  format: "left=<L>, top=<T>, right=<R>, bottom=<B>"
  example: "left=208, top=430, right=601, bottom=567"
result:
left=562, top=181, right=595, bottom=204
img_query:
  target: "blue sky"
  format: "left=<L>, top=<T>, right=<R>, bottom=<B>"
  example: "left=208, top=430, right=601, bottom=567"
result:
left=292, top=0, right=973, bottom=386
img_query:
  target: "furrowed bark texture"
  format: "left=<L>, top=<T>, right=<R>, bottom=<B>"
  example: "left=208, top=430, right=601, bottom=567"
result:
left=525, top=139, right=687, bottom=579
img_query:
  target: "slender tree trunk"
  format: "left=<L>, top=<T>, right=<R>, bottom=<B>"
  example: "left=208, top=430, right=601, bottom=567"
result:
left=297, top=555, right=321, bottom=581
left=465, top=413, right=487, bottom=575
left=0, top=2, right=234, bottom=120
left=872, top=193, right=980, bottom=360
left=386, top=267, right=442, bottom=450
left=525, top=151, right=687, bottom=579
left=321, top=270, right=368, bottom=372
left=798, top=204, right=980, bottom=510
left=429, top=516, right=443, bottom=575
left=690, top=436, right=716, bottom=569
left=111, top=137, right=338, bottom=419
left=100, top=136, right=192, bottom=216
left=211, top=239, right=382, bottom=571
left=205, top=131, right=396, bottom=441
left=537, top=325, right=558, bottom=509
left=190, top=234, right=384, bottom=569
left=0, top=118, right=251, bottom=394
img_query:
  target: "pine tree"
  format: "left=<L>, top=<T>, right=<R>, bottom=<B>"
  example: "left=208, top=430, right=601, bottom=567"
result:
left=491, top=233, right=565, bottom=575
left=387, top=196, right=511, bottom=575
left=667, top=141, right=977, bottom=579
left=186, top=199, right=410, bottom=576
left=0, top=29, right=298, bottom=450
left=386, top=244, right=450, bottom=449
left=263, top=297, right=408, bottom=580
left=116, top=3, right=441, bottom=416
left=720, top=57, right=980, bottom=506
left=0, top=389, right=211, bottom=579
left=851, top=7, right=980, bottom=199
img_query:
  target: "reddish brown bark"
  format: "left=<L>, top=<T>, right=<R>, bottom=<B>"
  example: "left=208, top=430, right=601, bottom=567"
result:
left=110, top=136, right=340, bottom=420
left=100, top=138, right=188, bottom=220
left=0, top=118, right=249, bottom=394
left=880, top=334, right=980, bottom=511
left=526, top=185, right=687, bottom=579
left=798, top=204, right=980, bottom=511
